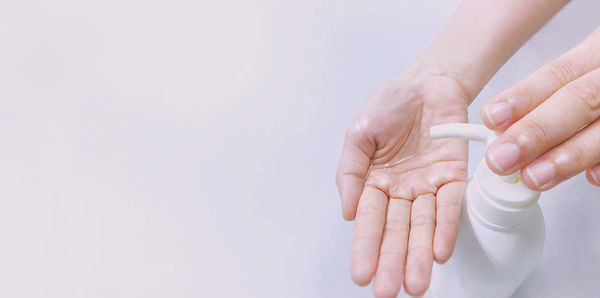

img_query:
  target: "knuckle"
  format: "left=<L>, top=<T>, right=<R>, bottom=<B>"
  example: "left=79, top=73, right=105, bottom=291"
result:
left=410, top=214, right=434, bottom=229
left=437, top=218, right=459, bottom=234
left=586, top=28, right=600, bottom=51
left=346, top=121, right=365, bottom=139
left=520, top=118, right=552, bottom=147
left=560, top=142, right=592, bottom=171
left=514, top=85, right=538, bottom=109
left=437, top=195, right=461, bottom=212
left=408, top=244, right=431, bottom=253
left=385, top=216, right=405, bottom=226
left=546, top=58, right=579, bottom=86
left=379, top=249, right=404, bottom=258
left=383, top=219, right=409, bottom=234
left=356, top=204, right=385, bottom=218
left=566, top=80, right=600, bottom=113
left=335, top=170, right=351, bottom=190
left=345, top=120, right=374, bottom=152
left=571, top=144, right=590, bottom=169
left=352, top=233, right=380, bottom=244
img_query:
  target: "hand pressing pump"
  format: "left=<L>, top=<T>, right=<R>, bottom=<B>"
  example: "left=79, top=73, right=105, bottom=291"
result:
left=429, top=123, right=545, bottom=298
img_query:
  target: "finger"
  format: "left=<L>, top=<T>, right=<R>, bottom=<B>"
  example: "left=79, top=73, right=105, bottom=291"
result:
left=433, top=181, right=466, bottom=263
left=372, top=198, right=411, bottom=298
left=336, top=123, right=376, bottom=220
left=403, top=193, right=436, bottom=297
left=350, top=186, right=388, bottom=286
left=586, top=164, right=600, bottom=186
left=486, top=68, right=600, bottom=175
left=521, top=117, right=600, bottom=190
left=481, top=28, right=600, bottom=130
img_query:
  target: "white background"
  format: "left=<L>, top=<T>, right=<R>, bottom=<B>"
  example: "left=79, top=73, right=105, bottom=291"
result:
left=0, top=1, right=599, bottom=297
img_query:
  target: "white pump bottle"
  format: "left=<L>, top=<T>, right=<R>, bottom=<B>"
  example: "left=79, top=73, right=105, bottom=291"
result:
left=429, top=123, right=545, bottom=298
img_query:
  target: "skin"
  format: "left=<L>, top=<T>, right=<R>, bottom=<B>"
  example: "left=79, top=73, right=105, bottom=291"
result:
left=482, top=27, right=600, bottom=191
left=339, top=71, right=469, bottom=297
left=337, top=0, right=569, bottom=297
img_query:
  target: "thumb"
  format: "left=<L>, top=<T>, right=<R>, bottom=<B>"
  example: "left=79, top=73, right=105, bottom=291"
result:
left=336, top=124, right=375, bottom=220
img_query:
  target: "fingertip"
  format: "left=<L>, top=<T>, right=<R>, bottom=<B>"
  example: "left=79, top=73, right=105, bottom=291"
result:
left=485, top=146, right=518, bottom=175
left=342, top=211, right=355, bottom=221
left=372, top=272, right=402, bottom=298
left=404, top=279, right=429, bottom=297
left=484, top=157, right=503, bottom=176
left=480, top=101, right=497, bottom=130
left=350, top=263, right=374, bottom=286
left=520, top=168, right=545, bottom=191
left=482, top=99, right=513, bottom=131
left=403, top=273, right=430, bottom=297
left=433, top=235, right=455, bottom=264
left=403, top=250, right=433, bottom=297
left=586, top=169, right=600, bottom=186
left=484, top=149, right=501, bottom=175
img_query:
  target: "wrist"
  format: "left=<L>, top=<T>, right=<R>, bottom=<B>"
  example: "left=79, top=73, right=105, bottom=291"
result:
left=412, top=53, right=488, bottom=103
left=393, top=59, right=475, bottom=106
left=403, top=0, right=568, bottom=104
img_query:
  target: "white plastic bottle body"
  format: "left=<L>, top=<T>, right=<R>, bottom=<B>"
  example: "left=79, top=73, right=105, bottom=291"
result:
left=431, top=180, right=545, bottom=298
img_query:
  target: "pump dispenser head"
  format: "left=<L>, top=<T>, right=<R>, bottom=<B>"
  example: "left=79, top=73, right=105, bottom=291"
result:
left=430, top=123, right=540, bottom=228
left=430, top=123, right=519, bottom=183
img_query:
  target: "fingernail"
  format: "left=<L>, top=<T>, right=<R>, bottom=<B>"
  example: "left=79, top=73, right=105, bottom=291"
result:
left=590, top=168, right=600, bottom=185
left=488, top=143, right=519, bottom=172
left=526, top=160, right=556, bottom=188
left=486, top=102, right=511, bottom=126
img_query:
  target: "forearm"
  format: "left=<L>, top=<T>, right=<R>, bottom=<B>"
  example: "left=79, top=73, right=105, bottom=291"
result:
left=410, top=0, right=569, bottom=102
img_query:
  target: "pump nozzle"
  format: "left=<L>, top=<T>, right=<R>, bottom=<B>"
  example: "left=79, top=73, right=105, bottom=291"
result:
left=430, top=123, right=493, bottom=144
left=430, top=123, right=520, bottom=183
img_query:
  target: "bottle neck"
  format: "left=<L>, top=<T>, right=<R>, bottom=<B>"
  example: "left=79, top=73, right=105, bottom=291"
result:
left=467, top=161, right=540, bottom=230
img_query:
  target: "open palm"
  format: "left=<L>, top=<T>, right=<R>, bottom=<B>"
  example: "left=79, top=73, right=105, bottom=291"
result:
left=336, top=73, right=469, bottom=297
